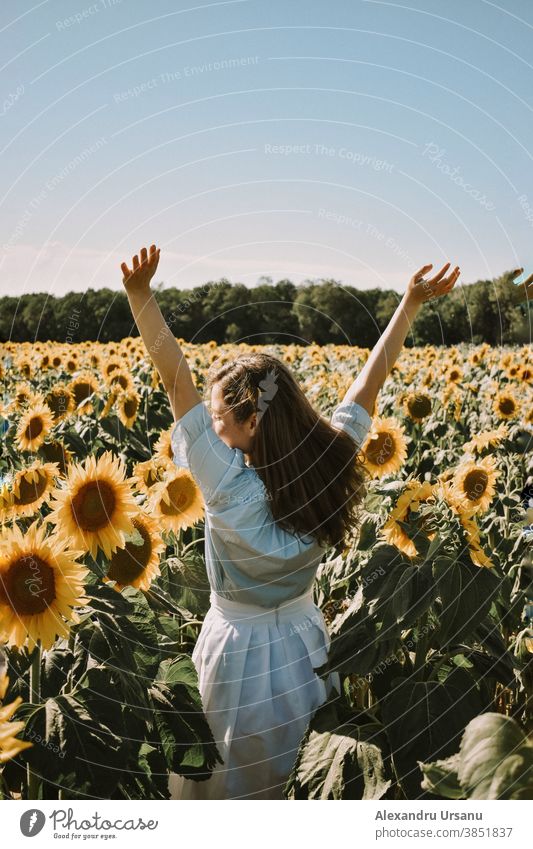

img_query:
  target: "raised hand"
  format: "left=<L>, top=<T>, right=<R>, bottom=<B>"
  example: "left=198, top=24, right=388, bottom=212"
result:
left=505, top=268, right=533, bottom=304
left=120, top=244, right=160, bottom=293
left=405, top=262, right=461, bottom=308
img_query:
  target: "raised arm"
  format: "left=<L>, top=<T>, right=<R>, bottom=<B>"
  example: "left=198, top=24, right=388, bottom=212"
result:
left=120, top=244, right=202, bottom=422
left=343, top=262, right=461, bottom=416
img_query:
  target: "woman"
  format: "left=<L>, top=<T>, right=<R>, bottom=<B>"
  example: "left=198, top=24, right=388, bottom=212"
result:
left=120, top=245, right=460, bottom=799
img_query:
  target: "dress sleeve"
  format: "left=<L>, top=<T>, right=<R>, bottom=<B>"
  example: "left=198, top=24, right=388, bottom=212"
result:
left=330, top=400, right=372, bottom=449
left=169, top=401, right=247, bottom=506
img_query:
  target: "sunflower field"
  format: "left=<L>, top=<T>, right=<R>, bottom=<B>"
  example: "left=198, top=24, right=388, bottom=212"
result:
left=0, top=338, right=532, bottom=800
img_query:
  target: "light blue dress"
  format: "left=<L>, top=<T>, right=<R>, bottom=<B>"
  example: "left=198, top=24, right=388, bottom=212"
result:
left=167, top=397, right=372, bottom=800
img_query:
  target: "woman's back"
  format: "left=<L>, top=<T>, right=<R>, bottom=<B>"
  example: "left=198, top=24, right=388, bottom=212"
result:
left=170, top=395, right=372, bottom=607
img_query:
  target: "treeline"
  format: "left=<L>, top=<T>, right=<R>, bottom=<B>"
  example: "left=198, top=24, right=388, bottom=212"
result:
left=1, top=271, right=530, bottom=346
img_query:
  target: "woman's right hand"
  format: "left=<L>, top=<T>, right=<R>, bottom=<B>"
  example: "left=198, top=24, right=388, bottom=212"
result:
left=121, top=244, right=161, bottom=293
left=404, top=262, right=461, bottom=308
left=505, top=268, right=533, bottom=304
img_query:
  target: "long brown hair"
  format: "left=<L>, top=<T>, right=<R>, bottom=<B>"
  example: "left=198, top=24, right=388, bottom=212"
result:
left=205, top=352, right=370, bottom=549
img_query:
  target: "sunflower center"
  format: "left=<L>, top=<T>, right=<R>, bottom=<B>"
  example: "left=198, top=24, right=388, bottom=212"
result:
left=408, top=394, right=432, bottom=418
left=107, top=520, right=152, bottom=584
left=73, top=382, right=93, bottom=405
left=365, top=432, right=396, bottom=466
left=0, top=555, right=56, bottom=615
left=499, top=397, right=515, bottom=415
left=160, top=477, right=195, bottom=515
left=40, top=441, right=69, bottom=475
left=111, top=374, right=128, bottom=390
left=71, top=480, right=116, bottom=530
left=25, top=416, right=44, bottom=441
left=124, top=398, right=138, bottom=418
left=14, top=471, right=48, bottom=505
left=463, top=469, right=489, bottom=501
left=47, top=391, right=70, bottom=419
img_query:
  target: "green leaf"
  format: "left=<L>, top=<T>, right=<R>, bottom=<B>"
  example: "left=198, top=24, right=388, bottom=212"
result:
left=41, top=648, right=74, bottom=698
left=381, top=673, right=482, bottom=800
left=122, top=527, right=145, bottom=546
left=85, top=581, right=135, bottom=616
left=391, top=560, right=437, bottom=631
left=457, top=713, right=533, bottom=799
left=150, top=668, right=222, bottom=780
left=314, top=592, right=398, bottom=678
left=120, top=586, right=161, bottom=678
left=284, top=698, right=392, bottom=800
left=434, top=557, right=501, bottom=646
left=23, top=695, right=127, bottom=796
left=419, top=754, right=463, bottom=798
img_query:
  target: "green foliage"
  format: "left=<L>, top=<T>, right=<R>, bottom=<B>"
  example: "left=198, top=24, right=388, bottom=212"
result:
left=2, top=580, right=221, bottom=800
left=284, top=696, right=393, bottom=800
left=1, top=271, right=529, bottom=344
left=420, top=713, right=533, bottom=799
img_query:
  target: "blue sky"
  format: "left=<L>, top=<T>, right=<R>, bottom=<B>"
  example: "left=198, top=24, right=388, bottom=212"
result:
left=1, top=0, right=532, bottom=296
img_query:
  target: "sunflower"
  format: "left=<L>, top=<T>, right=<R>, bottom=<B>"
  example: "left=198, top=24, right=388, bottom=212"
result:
left=361, top=417, right=408, bottom=479
left=0, top=486, right=14, bottom=524
left=517, top=364, right=533, bottom=384
left=103, top=510, right=165, bottom=591
left=99, top=390, right=118, bottom=420
left=459, top=510, right=494, bottom=568
left=0, top=520, right=89, bottom=651
left=450, top=455, right=501, bottom=514
left=15, top=356, right=33, bottom=379
left=69, top=372, right=99, bottom=414
left=493, top=389, right=520, bottom=420
left=131, top=458, right=167, bottom=496
left=7, top=381, right=34, bottom=412
left=504, top=362, right=520, bottom=380
left=0, top=672, right=33, bottom=763
left=101, top=356, right=124, bottom=382
left=7, top=461, right=61, bottom=520
left=421, top=369, right=435, bottom=388
left=444, top=365, right=463, bottom=384
left=403, top=392, right=432, bottom=422
left=151, top=368, right=161, bottom=390
left=106, top=368, right=135, bottom=396
left=15, top=399, right=54, bottom=452
left=45, top=383, right=75, bottom=422
left=86, top=350, right=103, bottom=370
left=153, top=427, right=176, bottom=468
left=380, top=479, right=436, bottom=557
left=147, top=468, right=205, bottom=532
left=463, top=423, right=509, bottom=455
left=64, top=353, right=79, bottom=373
left=47, top=451, right=138, bottom=559
left=117, top=390, right=141, bottom=429
left=39, top=352, right=51, bottom=371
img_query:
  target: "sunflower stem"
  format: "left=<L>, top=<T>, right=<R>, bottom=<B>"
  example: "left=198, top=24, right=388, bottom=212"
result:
left=413, top=613, right=429, bottom=674
left=26, top=640, right=42, bottom=801
left=180, top=536, right=204, bottom=556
